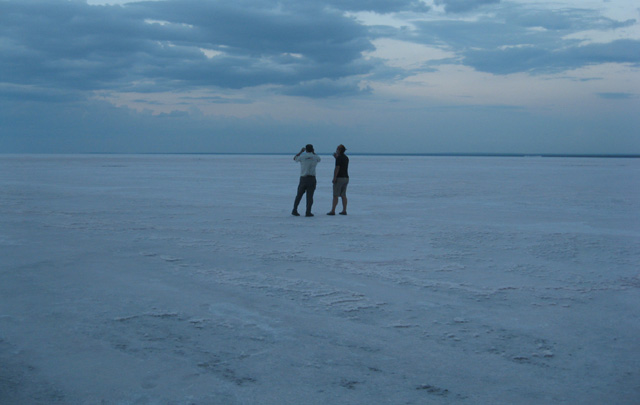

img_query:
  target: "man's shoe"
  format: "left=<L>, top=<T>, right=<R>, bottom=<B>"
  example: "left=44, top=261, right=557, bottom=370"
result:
left=339, top=212, right=347, bottom=215
left=327, top=212, right=335, bottom=215
left=292, top=210, right=300, bottom=216
left=305, top=213, right=314, bottom=217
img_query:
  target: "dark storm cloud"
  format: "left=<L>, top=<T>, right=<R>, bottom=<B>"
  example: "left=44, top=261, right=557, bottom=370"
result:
left=0, top=0, right=637, bottom=100
left=0, top=0, right=394, bottom=98
left=125, top=0, right=371, bottom=63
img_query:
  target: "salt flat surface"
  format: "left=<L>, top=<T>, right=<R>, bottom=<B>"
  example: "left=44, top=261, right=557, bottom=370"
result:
left=1, top=154, right=639, bottom=404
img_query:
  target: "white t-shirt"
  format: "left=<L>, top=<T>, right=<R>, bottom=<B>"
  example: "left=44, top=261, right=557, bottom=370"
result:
left=294, top=153, right=321, bottom=176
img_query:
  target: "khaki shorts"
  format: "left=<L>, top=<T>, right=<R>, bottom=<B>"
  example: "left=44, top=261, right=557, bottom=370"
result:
left=333, top=177, right=349, bottom=197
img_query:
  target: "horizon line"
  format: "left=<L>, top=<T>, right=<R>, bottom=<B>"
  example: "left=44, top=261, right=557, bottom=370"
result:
left=2, top=152, right=638, bottom=158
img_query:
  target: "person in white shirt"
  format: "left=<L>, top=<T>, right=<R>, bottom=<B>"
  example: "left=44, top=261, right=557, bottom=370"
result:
left=292, top=144, right=321, bottom=217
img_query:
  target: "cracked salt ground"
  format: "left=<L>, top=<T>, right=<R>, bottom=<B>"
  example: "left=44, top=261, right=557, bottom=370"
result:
left=0, top=155, right=639, bottom=404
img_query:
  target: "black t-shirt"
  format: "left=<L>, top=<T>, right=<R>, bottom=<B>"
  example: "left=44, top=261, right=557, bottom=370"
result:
left=335, top=154, right=349, bottom=178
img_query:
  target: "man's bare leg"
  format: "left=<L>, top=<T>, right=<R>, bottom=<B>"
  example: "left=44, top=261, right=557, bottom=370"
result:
left=327, top=196, right=339, bottom=215
left=339, top=196, right=347, bottom=215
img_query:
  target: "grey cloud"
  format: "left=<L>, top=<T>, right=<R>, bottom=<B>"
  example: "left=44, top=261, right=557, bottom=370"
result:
left=0, top=0, right=378, bottom=95
left=156, top=110, right=191, bottom=118
left=179, top=95, right=253, bottom=104
left=1, top=0, right=637, bottom=101
left=435, top=0, right=500, bottom=13
left=565, top=39, right=640, bottom=66
left=366, top=60, right=420, bottom=82
left=412, top=19, right=551, bottom=50
left=462, top=46, right=553, bottom=75
left=321, top=0, right=429, bottom=13
left=411, top=6, right=640, bottom=75
left=235, top=0, right=429, bottom=13
left=1, top=1, right=153, bottom=90
left=463, top=39, right=640, bottom=74
left=129, top=1, right=373, bottom=63
left=507, top=8, right=635, bottom=31
left=413, top=7, right=631, bottom=49
left=280, top=78, right=372, bottom=98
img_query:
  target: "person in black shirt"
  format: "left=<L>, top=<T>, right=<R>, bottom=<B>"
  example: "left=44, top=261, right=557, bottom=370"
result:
left=327, top=144, right=349, bottom=216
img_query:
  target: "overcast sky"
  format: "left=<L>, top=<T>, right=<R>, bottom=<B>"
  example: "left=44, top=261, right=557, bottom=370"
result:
left=1, top=0, right=639, bottom=154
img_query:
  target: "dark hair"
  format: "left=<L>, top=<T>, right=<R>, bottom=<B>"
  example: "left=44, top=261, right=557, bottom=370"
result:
left=305, top=144, right=315, bottom=153
left=337, top=144, right=346, bottom=154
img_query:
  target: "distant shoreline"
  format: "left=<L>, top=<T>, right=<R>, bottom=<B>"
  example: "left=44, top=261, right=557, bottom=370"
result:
left=93, top=152, right=640, bottom=159
left=2, top=152, right=639, bottom=158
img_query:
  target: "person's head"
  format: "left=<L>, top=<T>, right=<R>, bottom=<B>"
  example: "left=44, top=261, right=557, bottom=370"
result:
left=305, top=144, right=315, bottom=153
left=336, top=144, right=347, bottom=155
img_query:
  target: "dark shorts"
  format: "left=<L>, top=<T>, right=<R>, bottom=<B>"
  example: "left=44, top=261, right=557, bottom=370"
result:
left=298, top=175, right=317, bottom=189
left=333, top=177, right=349, bottom=197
